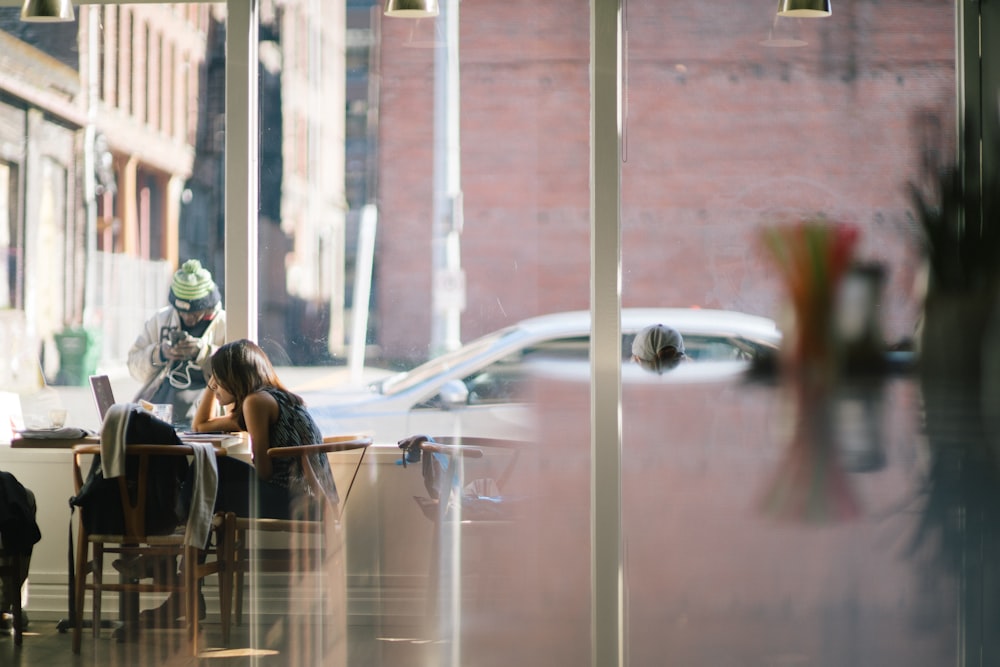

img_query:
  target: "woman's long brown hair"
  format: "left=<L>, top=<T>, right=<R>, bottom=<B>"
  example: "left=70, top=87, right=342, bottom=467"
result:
left=209, top=339, right=303, bottom=426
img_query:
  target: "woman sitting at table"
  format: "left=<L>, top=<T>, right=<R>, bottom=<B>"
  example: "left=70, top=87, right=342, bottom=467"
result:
left=193, top=338, right=337, bottom=520
left=139, top=339, right=334, bottom=627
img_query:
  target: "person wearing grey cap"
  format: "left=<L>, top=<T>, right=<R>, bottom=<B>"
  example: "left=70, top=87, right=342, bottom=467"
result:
left=127, top=259, right=227, bottom=427
left=631, top=323, right=686, bottom=374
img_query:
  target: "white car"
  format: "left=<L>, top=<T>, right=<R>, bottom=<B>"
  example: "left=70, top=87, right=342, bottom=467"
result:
left=304, top=308, right=782, bottom=443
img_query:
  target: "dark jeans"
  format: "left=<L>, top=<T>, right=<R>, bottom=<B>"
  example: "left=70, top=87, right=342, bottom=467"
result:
left=181, top=457, right=295, bottom=524
left=213, top=457, right=295, bottom=520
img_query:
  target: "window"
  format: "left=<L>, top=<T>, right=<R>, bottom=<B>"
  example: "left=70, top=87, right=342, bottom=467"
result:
left=2, top=2, right=994, bottom=665
left=619, top=3, right=960, bottom=664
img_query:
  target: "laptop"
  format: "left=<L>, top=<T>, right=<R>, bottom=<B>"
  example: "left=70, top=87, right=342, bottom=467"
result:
left=89, top=374, right=117, bottom=422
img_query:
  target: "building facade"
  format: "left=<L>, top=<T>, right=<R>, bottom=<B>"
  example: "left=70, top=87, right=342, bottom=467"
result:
left=374, top=0, right=955, bottom=364
left=0, top=0, right=357, bottom=375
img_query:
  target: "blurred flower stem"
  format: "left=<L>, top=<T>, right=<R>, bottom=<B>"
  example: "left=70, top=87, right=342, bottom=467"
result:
left=757, top=218, right=863, bottom=524
left=761, top=219, right=860, bottom=385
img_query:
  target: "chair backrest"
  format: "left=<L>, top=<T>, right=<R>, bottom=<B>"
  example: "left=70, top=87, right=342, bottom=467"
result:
left=266, top=436, right=373, bottom=520
left=422, top=436, right=530, bottom=494
left=408, top=436, right=531, bottom=523
left=72, top=443, right=216, bottom=539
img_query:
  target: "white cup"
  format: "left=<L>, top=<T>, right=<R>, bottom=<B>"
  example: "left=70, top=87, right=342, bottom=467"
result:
left=48, top=409, right=68, bottom=428
left=152, top=404, right=174, bottom=424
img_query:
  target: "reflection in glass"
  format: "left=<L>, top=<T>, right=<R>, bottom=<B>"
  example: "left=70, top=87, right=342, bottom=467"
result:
left=623, top=0, right=959, bottom=662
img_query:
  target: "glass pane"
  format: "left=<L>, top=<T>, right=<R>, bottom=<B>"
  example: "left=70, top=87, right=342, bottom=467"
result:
left=3, top=1, right=593, bottom=663
left=0, top=0, right=228, bottom=652
left=266, top=1, right=592, bottom=665
left=0, top=3, right=224, bottom=423
left=0, top=0, right=986, bottom=665
left=622, top=3, right=959, bottom=664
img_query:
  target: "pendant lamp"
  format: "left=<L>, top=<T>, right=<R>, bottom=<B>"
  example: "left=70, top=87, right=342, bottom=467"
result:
left=777, top=0, right=831, bottom=18
left=20, top=0, right=75, bottom=22
left=385, top=0, right=439, bottom=18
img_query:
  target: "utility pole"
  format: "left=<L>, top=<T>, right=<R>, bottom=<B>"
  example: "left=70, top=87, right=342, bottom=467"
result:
left=429, top=0, right=464, bottom=356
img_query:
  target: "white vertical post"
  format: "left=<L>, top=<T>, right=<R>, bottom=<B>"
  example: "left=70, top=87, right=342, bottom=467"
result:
left=430, top=0, right=464, bottom=357
left=349, top=204, right=377, bottom=383
left=591, top=1, right=623, bottom=667
left=225, top=0, right=259, bottom=342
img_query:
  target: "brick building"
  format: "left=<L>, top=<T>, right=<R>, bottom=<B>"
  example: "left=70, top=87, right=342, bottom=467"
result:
left=0, top=21, right=82, bottom=380
left=0, top=5, right=217, bottom=374
left=374, top=0, right=954, bottom=364
left=0, top=0, right=958, bottom=372
left=188, top=1, right=351, bottom=365
left=0, top=1, right=354, bottom=370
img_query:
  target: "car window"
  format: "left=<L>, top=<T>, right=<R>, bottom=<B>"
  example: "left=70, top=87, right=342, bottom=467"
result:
left=622, top=332, right=775, bottom=362
left=379, top=328, right=514, bottom=396
left=410, top=330, right=773, bottom=409
left=682, top=335, right=755, bottom=361
left=465, top=364, right=523, bottom=404
left=522, top=337, right=591, bottom=361
left=464, top=336, right=591, bottom=405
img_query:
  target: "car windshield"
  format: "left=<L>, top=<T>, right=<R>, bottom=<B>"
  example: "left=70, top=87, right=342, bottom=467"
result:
left=377, top=327, right=518, bottom=396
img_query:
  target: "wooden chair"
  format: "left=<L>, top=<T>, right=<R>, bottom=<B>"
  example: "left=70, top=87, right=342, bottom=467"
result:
left=222, top=434, right=372, bottom=644
left=420, top=435, right=526, bottom=495
left=70, top=443, right=229, bottom=655
left=410, top=436, right=528, bottom=521
left=405, top=436, right=529, bottom=618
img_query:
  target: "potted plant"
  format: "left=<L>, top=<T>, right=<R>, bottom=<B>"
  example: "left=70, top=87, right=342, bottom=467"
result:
left=908, top=156, right=1000, bottom=395
left=906, top=147, right=1000, bottom=661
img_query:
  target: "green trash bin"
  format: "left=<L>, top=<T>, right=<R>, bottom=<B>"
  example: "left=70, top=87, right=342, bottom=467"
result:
left=54, top=327, right=101, bottom=386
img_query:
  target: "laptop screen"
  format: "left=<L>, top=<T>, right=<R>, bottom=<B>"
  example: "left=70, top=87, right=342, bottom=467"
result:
left=89, top=375, right=116, bottom=421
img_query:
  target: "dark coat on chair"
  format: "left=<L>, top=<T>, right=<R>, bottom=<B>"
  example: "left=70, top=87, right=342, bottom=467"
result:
left=71, top=406, right=188, bottom=536
left=0, top=471, right=40, bottom=555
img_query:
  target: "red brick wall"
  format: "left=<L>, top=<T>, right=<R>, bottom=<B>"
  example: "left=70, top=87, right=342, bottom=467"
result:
left=377, top=0, right=955, bottom=363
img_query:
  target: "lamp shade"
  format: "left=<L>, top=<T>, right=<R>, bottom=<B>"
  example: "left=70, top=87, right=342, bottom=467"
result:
left=20, top=0, right=75, bottom=22
left=777, top=0, right=831, bottom=17
left=385, top=0, right=439, bottom=18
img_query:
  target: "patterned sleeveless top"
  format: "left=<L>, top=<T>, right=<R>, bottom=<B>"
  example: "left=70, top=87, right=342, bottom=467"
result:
left=263, top=387, right=338, bottom=504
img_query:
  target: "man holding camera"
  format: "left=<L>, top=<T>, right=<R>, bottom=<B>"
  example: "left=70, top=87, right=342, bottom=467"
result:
left=127, top=259, right=227, bottom=428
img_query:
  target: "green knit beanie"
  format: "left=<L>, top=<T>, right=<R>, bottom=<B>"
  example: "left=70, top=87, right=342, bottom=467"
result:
left=169, top=259, right=221, bottom=312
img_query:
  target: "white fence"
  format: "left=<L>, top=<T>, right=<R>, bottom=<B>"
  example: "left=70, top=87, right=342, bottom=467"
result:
left=89, top=252, right=173, bottom=369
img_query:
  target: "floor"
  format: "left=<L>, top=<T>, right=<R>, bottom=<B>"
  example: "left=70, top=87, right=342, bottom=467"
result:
left=0, top=613, right=442, bottom=667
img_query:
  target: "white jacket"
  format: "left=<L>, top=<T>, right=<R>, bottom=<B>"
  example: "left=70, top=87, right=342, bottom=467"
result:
left=127, top=305, right=227, bottom=402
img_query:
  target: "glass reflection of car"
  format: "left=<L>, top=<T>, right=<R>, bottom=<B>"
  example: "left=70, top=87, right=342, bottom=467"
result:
left=305, top=308, right=782, bottom=443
